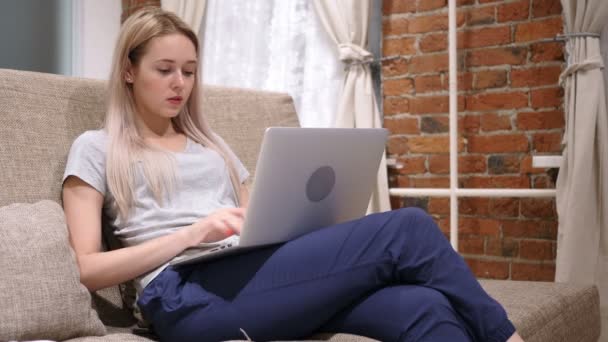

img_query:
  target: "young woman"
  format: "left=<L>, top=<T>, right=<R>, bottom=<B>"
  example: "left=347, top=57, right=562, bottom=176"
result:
left=62, top=7, right=524, bottom=342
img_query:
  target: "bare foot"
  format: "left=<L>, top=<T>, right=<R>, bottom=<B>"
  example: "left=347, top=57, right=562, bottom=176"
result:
left=506, top=332, right=524, bottom=342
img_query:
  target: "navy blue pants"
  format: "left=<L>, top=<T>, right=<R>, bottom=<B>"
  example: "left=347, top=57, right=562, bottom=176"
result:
left=138, top=208, right=515, bottom=342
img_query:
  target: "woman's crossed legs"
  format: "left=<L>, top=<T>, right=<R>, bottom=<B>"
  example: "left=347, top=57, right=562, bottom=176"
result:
left=138, top=208, right=515, bottom=342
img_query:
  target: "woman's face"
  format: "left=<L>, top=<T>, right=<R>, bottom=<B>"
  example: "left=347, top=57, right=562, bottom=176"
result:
left=127, top=33, right=197, bottom=121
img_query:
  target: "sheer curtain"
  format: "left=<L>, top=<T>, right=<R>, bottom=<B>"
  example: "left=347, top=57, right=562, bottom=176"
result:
left=200, top=0, right=344, bottom=128
left=161, top=0, right=206, bottom=32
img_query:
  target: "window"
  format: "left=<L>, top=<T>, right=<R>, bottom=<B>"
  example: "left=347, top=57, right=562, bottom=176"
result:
left=200, top=0, right=383, bottom=128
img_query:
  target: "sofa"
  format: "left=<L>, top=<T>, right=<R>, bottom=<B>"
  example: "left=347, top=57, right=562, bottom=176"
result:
left=0, top=68, right=601, bottom=342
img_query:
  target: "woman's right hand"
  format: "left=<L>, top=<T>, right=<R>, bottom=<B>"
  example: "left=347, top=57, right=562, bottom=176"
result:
left=183, top=207, right=246, bottom=247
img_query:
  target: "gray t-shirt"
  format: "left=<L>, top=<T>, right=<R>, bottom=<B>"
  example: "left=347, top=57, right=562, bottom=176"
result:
left=63, top=129, right=249, bottom=292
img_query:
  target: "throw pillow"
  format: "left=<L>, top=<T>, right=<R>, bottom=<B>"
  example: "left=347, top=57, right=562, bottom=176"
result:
left=0, top=200, right=106, bottom=341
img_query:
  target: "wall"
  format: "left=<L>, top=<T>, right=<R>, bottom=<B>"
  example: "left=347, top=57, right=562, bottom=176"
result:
left=74, top=0, right=122, bottom=79
left=382, top=0, right=565, bottom=281
left=0, top=0, right=72, bottom=75
left=0, top=0, right=121, bottom=79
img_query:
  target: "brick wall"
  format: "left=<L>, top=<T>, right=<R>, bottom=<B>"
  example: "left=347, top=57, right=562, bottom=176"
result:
left=382, top=0, right=564, bottom=281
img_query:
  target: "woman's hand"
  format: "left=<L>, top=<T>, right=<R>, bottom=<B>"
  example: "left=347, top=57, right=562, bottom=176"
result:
left=183, top=207, right=246, bottom=247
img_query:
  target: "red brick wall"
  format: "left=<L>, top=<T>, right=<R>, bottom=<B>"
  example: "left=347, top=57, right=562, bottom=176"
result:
left=382, top=0, right=564, bottom=281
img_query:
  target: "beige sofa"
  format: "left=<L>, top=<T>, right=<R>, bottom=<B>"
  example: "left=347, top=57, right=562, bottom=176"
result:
left=0, top=68, right=602, bottom=342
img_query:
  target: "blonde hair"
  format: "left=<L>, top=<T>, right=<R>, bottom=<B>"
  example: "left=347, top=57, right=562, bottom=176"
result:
left=105, top=7, right=242, bottom=219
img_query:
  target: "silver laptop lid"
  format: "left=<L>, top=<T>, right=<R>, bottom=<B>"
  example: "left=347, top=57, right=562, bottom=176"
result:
left=239, top=127, right=388, bottom=247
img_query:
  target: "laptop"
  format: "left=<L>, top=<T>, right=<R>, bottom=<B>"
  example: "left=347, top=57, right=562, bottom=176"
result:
left=170, top=127, right=389, bottom=266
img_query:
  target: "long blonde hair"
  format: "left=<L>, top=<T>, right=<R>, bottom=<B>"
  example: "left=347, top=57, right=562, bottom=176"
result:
left=105, top=7, right=242, bottom=219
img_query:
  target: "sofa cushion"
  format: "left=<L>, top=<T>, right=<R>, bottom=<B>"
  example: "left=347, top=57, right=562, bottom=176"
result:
left=481, top=279, right=601, bottom=342
left=64, top=334, right=155, bottom=342
left=0, top=200, right=106, bottom=341
left=64, top=333, right=154, bottom=342
left=63, top=333, right=379, bottom=342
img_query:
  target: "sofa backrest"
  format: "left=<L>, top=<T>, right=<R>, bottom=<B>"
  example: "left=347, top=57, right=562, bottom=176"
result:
left=0, top=68, right=299, bottom=326
left=0, top=68, right=299, bottom=207
left=0, top=69, right=106, bottom=207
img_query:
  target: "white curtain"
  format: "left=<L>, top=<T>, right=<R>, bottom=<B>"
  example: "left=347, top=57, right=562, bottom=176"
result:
left=313, top=0, right=390, bottom=214
left=556, top=1, right=608, bottom=339
left=601, top=20, right=608, bottom=342
left=161, top=0, right=206, bottom=33
left=201, top=0, right=344, bottom=129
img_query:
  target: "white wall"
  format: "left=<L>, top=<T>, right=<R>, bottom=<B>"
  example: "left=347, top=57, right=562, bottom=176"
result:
left=73, top=0, right=121, bottom=79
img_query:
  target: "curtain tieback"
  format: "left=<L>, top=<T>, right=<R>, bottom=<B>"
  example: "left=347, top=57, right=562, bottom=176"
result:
left=559, top=56, right=604, bottom=85
left=338, top=43, right=374, bottom=69
left=338, top=43, right=374, bottom=95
